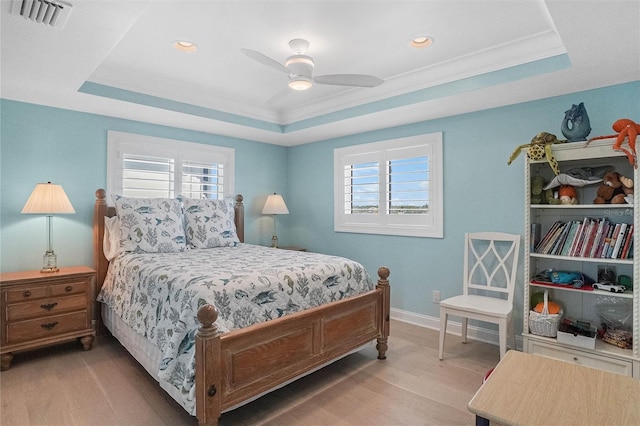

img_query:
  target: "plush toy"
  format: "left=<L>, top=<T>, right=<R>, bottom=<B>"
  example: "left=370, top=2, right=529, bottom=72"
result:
left=586, top=119, right=640, bottom=168
left=558, top=185, right=578, bottom=204
left=593, top=171, right=634, bottom=204
left=508, top=132, right=567, bottom=175
left=531, top=175, right=560, bottom=204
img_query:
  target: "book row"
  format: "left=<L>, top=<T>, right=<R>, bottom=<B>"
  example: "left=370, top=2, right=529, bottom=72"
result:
left=534, top=218, right=634, bottom=259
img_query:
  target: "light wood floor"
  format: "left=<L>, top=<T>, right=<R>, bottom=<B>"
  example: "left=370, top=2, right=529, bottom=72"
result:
left=1, top=320, right=500, bottom=425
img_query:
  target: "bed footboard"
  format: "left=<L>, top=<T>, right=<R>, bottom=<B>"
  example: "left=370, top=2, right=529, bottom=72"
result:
left=195, top=266, right=391, bottom=426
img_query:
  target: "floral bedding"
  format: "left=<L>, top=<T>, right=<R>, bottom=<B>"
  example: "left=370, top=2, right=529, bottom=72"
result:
left=97, top=243, right=373, bottom=414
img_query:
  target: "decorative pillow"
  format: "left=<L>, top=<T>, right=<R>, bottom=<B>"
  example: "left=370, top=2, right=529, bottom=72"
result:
left=113, top=196, right=187, bottom=253
left=180, top=197, right=240, bottom=248
left=103, top=216, right=123, bottom=261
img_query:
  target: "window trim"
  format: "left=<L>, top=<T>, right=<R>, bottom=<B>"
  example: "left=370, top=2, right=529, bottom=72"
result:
left=333, top=132, right=443, bottom=238
left=107, top=131, right=235, bottom=200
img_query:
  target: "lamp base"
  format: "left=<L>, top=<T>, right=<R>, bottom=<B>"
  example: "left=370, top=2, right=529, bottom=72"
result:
left=271, top=235, right=279, bottom=248
left=42, top=251, right=59, bottom=273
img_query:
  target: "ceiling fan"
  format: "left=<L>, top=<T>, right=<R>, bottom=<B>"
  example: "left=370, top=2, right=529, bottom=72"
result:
left=241, top=39, right=384, bottom=93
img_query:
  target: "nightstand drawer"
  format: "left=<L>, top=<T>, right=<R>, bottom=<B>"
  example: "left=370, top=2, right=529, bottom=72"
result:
left=7, top=294, right=87, bottom=321
left=6, top=286, right=48, bottom=302
left=5, top=278, right=88, bottom=303
left=6, top=311, right=89, bottom=344
left=50, top=279, right=88, bottom=296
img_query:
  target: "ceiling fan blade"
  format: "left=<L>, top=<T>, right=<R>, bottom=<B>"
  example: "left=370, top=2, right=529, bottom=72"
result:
left=265, top=87, right=292, bottom=105
left=241, top=48, right=290, bottom=74
left=313, top=74, right=384, bottom=88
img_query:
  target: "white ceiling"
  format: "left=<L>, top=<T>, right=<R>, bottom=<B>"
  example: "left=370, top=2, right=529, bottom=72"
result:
left=1, top=0, right=638, bottom=146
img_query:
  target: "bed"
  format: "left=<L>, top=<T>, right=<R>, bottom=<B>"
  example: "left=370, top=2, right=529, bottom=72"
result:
left=92, top=189, right=390, bottom=425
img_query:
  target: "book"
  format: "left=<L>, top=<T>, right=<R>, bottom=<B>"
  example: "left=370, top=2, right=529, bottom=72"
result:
left=560, top=221, right=580, bottom=256
left=619, top=224, right=633, bottom=259
left=574, top=218, right=594, bottom=257
left=569, top=217, right=589, bottom=256
left=605, top=223, right=621, bottom=258
left=535, top=221, right=563, bottom=253
left=588, top=218, right=607, bottom=258
left=551, top=222, right=571, bottom=255
left=544, top=222, right=567, bottom=254
left=530, top=223, right=542, bottom=252
left=580, top=219, right=598, bottom=257
left=611, top=223, right=627, bottom=258
left=594, top=222, right=611, bottom=258
left=601, top=224, right=617, bottom=258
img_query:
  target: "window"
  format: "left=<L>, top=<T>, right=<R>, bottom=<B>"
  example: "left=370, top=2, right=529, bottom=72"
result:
left=107, top=131, right=234, bottom=200
left=334, top=132, right=443, bottom=238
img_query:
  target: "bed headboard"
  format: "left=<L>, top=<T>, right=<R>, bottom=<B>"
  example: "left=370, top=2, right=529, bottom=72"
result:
left=92, top=189, right=245, bottom=295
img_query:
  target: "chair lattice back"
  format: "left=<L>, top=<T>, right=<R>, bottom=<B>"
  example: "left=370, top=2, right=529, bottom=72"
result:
left=463, top=232, right=521, bottom=304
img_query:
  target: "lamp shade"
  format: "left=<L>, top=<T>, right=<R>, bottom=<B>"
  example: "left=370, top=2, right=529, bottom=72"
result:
left=22, top=182, right=76, bottom=214
left=261, top=193, right=289, bottom=215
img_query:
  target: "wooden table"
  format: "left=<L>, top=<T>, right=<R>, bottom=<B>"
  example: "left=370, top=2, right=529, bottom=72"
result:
left=468, top=350, right=640, bottom=426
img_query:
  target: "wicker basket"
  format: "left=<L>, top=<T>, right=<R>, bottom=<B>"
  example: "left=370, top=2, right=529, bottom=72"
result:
left=529, top=290, right=563, bottom=338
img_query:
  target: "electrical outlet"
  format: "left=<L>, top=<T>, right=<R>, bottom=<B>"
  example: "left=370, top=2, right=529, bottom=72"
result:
left=432, top=290, right=440, bottom=303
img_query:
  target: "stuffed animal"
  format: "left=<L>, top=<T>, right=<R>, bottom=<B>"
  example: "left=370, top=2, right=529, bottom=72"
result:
left=593, top=171, right=634, bottom=204
left=558, top=185, right=578, bottom=204
left=531, top=175, right=560, bottom=204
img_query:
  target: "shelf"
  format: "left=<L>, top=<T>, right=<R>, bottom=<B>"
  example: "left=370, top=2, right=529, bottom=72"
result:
left=530, top=252, right=633, bottom=264
left=523, top=138, right=638, bottom=373
left=524, top=332, right=636, bottom=361
left=529, top=281, right=634, bottom=299
left=531, top=204, right=633, bottom=209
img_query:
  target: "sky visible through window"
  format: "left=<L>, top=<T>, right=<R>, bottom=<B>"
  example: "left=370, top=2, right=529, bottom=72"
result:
left=345, top=155, right=430, bottom=214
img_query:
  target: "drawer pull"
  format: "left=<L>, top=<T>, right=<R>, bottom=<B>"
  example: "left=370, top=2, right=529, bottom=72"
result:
left=65, top=286, right=73, bottom=292
left=23, top=290, right=31, bottom=298
left=41, top=322, right=58, bottom=330
left=40, top=302, right=58, bottom=311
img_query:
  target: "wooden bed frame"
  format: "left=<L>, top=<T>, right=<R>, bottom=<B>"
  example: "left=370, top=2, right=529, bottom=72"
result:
left=92, top=189, right=390, bottom=425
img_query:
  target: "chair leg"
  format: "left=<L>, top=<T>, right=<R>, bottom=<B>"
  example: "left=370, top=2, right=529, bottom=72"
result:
left=461, top=317, right=468, bottom=344
left=439, top=308, right=447, bottom=360
left=498, top=319, right=507, bottom=359
left=508, top=317, right=516, bottom=351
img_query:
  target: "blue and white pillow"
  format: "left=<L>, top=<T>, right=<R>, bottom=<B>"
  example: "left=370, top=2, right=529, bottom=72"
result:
left=113, top=196, right=187, bottom=253
left=180, top=197, right=240, bottom=248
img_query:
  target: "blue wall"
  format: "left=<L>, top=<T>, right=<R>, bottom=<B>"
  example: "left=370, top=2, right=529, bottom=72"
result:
left=287, top=81, right=640, bottom=329
left=1, top=81, right=638, bottom=334
left=0, top=100, right=288, bottom=272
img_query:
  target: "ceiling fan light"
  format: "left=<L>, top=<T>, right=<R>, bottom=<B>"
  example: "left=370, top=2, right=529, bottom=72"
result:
left=288, top=76, right=312, bottom=91
left=410, top=36, right=433, bottom=48
left=285, top=55, right=314, bottom=68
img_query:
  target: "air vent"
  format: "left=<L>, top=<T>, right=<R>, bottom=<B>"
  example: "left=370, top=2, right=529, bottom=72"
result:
left=11, top=0, right=73, bottom=29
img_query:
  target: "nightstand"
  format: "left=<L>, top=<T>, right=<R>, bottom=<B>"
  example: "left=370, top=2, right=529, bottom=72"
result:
left=0, top=266, right=96, bottom=370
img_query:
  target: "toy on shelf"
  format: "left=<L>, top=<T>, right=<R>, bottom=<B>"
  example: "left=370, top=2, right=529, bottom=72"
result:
left=561, top=102, right=591, bottom=142
left=558, top=185, right=578, bottom=205
left=593, top=171, right=633, bottom=204
left=543, top=166, right=612, bottom=190
left=508, top=132, right=567, bottom=175
left=586, top=118, right=640, bottom=168
left=531, top=175, right=559, bottom=205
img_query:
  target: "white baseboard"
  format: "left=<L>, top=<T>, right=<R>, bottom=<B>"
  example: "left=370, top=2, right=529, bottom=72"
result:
left=390, top=307, right=522, bottom=350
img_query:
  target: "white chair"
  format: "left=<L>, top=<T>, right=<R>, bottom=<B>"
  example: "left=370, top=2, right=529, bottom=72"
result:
left=438, top=232, right=520, bottom=360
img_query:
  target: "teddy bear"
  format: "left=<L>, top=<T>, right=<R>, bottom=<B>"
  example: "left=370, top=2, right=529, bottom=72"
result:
left=593, top=171, right=634, bottom=204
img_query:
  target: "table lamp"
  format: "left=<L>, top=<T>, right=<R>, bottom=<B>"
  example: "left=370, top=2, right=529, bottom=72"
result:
left=21, top=182, right=76, bottom=273
left=261, top=193, right=289, bottom=248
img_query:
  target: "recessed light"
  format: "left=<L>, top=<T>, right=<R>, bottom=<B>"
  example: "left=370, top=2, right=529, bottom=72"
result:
left=410, top=36, right=433, bottom=49
left=173, top=40, right=198, bottom=52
